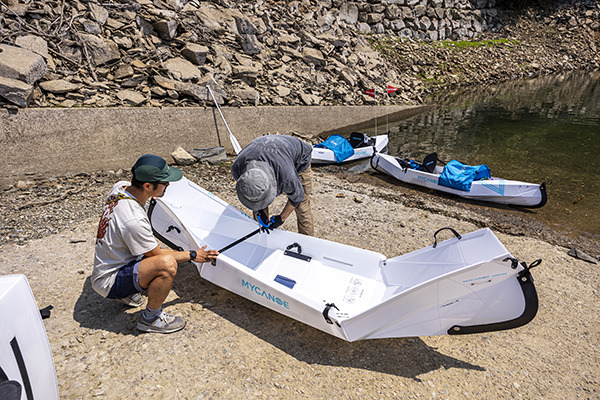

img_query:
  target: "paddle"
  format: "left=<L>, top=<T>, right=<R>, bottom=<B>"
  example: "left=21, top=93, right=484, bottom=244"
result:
left=207, top=85, right=242, bottom=155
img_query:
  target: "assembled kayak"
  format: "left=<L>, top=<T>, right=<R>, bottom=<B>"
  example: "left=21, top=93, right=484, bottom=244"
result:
left=371, top=152, right=547, bottom=208
left=311, top=132, right=389, bottom=164
left=148, top=177, right=540, bottom=341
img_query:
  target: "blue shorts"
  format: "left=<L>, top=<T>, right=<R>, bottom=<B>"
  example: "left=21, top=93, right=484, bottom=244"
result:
left=106, top=259, right=144, bottom=299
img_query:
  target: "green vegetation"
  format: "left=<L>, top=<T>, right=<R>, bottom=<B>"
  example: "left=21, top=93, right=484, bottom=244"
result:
left=439, top=38, right=520, bottom=48
left=367, top=36, right=520, bottom=51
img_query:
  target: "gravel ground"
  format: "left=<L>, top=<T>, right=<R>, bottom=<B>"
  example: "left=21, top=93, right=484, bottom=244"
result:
left=0, top=160, right=598, bottom=399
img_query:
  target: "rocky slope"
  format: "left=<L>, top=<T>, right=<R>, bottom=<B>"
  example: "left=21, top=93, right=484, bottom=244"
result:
left=0, top=0, right=598, bottom=109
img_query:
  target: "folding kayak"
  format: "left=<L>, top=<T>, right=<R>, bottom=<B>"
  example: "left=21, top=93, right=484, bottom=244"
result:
left=148, top=177, right=541, bottom=341
left=311, top=132, right=389, bottom=164
left=371, top=152, right=547, bottom=208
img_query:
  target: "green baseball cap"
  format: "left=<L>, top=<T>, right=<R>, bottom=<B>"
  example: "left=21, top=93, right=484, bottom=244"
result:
left=132, top=154, right=183, bottom=182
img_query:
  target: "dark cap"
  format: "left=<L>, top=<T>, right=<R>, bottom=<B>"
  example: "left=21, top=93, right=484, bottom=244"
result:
left=132, top=154, right=183, bottom=182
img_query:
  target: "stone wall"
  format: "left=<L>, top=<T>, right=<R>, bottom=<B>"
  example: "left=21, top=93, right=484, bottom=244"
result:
left=336, top=0, right=500, bottom=40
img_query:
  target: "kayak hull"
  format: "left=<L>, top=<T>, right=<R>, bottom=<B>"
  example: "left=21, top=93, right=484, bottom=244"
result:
left=371, top=153, right=547, bottom=208
left=149, top=177, right=540, bottom=341
left=311, top=134, right=389, bottom=164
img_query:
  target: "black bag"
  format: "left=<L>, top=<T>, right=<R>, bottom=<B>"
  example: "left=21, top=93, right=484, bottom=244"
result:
left=348, top=132, right=376, bottom=148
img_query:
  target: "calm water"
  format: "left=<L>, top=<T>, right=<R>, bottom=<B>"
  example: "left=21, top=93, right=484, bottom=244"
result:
left=365, top=71, right=600, bottom=237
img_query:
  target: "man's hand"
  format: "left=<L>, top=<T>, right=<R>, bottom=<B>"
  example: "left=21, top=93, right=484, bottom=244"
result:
left=192, top=245, right=219, bottom=262
left=256, top=210, right=269, bottom=226
left=268, top=215, right=284, bottom=229
left=256, top=210, right=272, bottom=233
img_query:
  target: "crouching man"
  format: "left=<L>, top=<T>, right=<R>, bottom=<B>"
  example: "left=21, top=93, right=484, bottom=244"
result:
left=91, top=154, right=218, bottom=333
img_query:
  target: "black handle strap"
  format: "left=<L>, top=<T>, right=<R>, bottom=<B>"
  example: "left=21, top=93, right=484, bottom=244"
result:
left=433, top=227, right=462, bottom=248
left=370, top=152, right=380, bottom=171
left=503, top=257, right=542, bottom=274
left=322, top=303, right=339, bottom=324
left=147, top=198, right=184, bottom=251
left=286, top=242, right=302, bottom=254
left=517, top=259, right=542, bottom=279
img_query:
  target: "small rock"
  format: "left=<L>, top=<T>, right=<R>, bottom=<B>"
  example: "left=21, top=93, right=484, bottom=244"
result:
left=567, top=248, right=598, bottom=264
left=171, top=147, right=197, bottom=165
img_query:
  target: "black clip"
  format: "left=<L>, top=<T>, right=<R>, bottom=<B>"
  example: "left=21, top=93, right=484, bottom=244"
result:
left=166, top=225, right=181, bottom=234
left=503, top=257, right=519, bottom=269
left=40, top=305, right=53, bottom=319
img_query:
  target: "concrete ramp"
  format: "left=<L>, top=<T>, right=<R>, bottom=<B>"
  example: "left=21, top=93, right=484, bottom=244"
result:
left=0, top=105, right=427, bottom=185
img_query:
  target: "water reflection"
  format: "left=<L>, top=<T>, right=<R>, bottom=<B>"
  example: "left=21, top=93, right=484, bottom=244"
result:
left=366, top=71, right=600, bottom=236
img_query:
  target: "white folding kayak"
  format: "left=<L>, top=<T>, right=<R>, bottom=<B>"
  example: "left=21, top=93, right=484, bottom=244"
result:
left=148, top=177, right=541, bottom=341
left=371, top=152, right=547, bottom=208
left=311, top=133, right=389, bottom=164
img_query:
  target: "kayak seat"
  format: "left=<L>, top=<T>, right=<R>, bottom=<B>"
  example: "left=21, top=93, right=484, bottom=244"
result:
left=348, top=132, right=376, bottom=148
left=395, top=157, right=415, bottom=170
left=421, top=153, right=437, bottom=173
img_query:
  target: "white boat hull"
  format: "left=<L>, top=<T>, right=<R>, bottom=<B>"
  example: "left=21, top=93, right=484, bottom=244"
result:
left=311, top=134, right=389, bottom=164
left=148, top=177, right=540, bottom=341
left=371, top=153, right=547, bottom=207
left=0, top=275, right=59, bottom=399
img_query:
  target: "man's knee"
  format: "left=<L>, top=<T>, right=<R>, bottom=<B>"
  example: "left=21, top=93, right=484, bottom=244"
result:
left=154, top=254, right=178, bottom=278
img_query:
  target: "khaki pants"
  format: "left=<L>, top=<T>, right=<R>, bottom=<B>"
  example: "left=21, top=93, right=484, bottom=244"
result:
left=296, top=165, right=314, bottom=236
left=252, top=165, right=314, bottom=236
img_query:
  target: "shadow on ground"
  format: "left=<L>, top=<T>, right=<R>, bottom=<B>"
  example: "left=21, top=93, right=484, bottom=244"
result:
left=74, top=257, right=484, bottom=381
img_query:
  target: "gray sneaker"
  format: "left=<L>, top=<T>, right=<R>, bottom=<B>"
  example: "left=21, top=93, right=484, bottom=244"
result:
left=136, top=311, right=186, bottom=334
left=115, top=293, right=144, bottom=307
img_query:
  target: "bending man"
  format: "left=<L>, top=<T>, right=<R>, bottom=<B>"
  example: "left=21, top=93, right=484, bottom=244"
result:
left=232, top=135, right=314, bottom=236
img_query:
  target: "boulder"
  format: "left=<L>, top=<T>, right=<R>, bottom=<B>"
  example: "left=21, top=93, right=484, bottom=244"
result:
left=181, top=43, right=209, bottom=65
left=232, top=86, right=260, bottom=106
left=171, top=147, right=197, bottom=165
left=39, top=79, right=81, bottom=94
left=15, top=35, right=49, bottom=59
left=0, top=75, right=34, bottom=107
left=153, top=20, right=178, bottom=41
left=189, top=146, right=226, bottom=163
left=162, top=57, right=203, bottom=81
left=302, top=47, right=326, bottom=68
left=0, top=44, right=47, bottom=85
left=116, top=89, right=146, bottom=106
left=79, top=34, right=120, bottom=67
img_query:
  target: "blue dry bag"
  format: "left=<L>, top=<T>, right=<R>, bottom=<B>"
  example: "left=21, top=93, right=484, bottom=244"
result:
left=315, top=134, right=355, bottom=163
left=438, top=160, right=491, bottom=192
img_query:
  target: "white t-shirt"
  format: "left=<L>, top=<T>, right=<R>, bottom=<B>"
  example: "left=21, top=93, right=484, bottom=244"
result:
left=91, top=181, right=158, bottom=297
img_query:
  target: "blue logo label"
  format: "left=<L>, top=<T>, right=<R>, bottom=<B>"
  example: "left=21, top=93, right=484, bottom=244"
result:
left=417, top=175, right=438, bottom=184
left=242, top=279, right=290, bottom=309
left=482, top=179, right=505, bottom=196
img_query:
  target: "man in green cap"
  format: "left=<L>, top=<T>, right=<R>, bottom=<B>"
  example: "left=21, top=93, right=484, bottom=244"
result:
left=91, top=154, right=219, bottom=334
